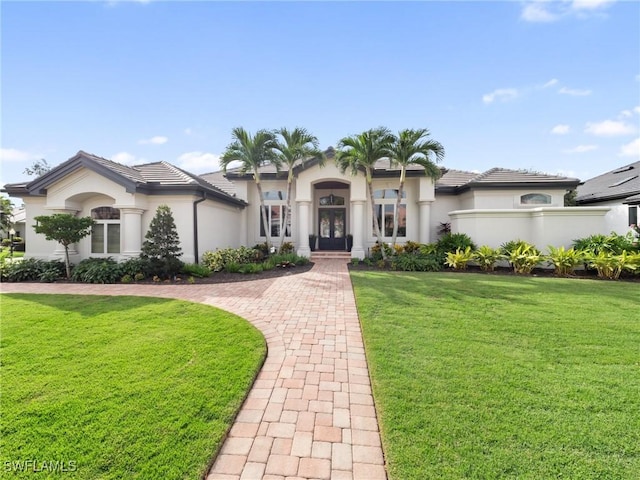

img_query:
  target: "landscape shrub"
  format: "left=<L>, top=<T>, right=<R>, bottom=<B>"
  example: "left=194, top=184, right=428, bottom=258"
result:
left=2, top=258, right=65, bottom=282
left=182, top=263, right=212, bottom=278
left=436, top=233, right=476, bottom=256
left=445, top=247, right=474, bottom=270
left=370, top=243, right=393, bottom=261
left=279, top=242, right=295, bottom=254
left=224, top=262, right=242, bottom=274
left=573, top=232, right=639, bottom=255
left=253, top=242, right=270, bottom=257
left=508, top=243, right=542, bottom=274
left=587, top=251, right=639, bottom=280
left=393, top=252, right=442, bottom=272
left=546, top=246, right=583, bottom=277
left=202, top=247, right=261, bottom=272
left=238, top=263, right=264, bottom=274
left=473, top=246, right=503, bottom=272
left=71, top=258, right=122, bottom=284
left=119, top=257, right=151, bottom=278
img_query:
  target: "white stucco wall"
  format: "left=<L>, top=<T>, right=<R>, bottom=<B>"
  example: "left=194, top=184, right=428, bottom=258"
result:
left=197, top=199, right=245, bottom=258
left=430, top=194, right=461, bottom=240
left=463, top=188, right=565, bottom=209
left=581, top=200, right=632, bottom=234
left=449, top=207, right=611, bottom=250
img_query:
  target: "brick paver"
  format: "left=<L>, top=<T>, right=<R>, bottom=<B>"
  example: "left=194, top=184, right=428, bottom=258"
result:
left=0, top=259, right=386, bottom=480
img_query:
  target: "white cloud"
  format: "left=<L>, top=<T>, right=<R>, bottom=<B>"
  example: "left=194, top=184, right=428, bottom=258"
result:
left=482, top=88, right=519, bottom=104
left=634, top=106, right=640, bottom=114
left=551, top=124, right=570, bottom=135
left=111, top=152, right=138, bottom=165
left=571, top=0, right=615, bottom=11
left=564, top=145, right=598, bottom=154
left=521, top=3, right=559, bottom=22
left=0, top=148, right=40, bottom=163
left=542, top=79, right=559, bottom=88
left=521, top=0, right=616, bottom=22
left=558, top=87, right=592, bottom=96
left=619, top=138, right=640, bottom=158
left=620, top=110, right=632, bottom=118
left=585, top=120, right=636, bottom=136
left=138, top=135, right=168, bottom=145
left=184, top=128, right=193, bottom=136
left=176, top=151, right=221, bottom=173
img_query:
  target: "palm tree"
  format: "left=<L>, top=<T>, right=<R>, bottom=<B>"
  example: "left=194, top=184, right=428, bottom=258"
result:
left=336, top=127, right=395, bottom=260
left=387, top=128, right=445, bottom=247
left=273, top=127, right=325, bottom=248
left=220, top=127, right=279, bottom=249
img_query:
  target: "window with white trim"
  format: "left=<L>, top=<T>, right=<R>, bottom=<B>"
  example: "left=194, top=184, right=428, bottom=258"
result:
left=260, top=191, right=291, bottom=237
left=373, top=189, right=407, bottom=237
left=629, top=205, right=638, bottom=227
left=91, top=207, right=120, bottom=254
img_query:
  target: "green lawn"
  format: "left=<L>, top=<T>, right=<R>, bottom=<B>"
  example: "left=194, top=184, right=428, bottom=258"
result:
left=350, top=272, right=640, bottom=480
left=0, top=294, right=266, bottom=479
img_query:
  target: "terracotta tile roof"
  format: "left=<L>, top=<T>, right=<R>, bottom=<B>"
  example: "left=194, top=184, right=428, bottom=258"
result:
left=199, top=171, right=238, bottom=197
left=576, top=161, right=640, bottom=204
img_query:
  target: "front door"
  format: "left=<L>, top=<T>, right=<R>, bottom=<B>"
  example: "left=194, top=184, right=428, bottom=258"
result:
left=318, top=208, right=346, bottom=250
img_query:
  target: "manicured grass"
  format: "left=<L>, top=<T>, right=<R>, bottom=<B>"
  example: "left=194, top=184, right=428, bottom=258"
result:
left=0, top=294, right=266, bottom=479
left=350, top=272, right=640, bottom=480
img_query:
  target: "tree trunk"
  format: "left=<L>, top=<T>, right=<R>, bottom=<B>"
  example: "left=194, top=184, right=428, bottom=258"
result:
left=367, top=170, right=387, bottom=260
left=279, top=170, right=294, bottom=249
left=255, top=177, right=272, bottom=250
left=63, top=244, right=71, bottom=279
left=391, top=167, right=406, bottom=248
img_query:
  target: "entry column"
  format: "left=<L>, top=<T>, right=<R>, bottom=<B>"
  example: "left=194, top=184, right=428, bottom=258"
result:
left=351, top=200, right=365, bottom=259
left=296, top=200, right=311, bottom=258
left=120, top=208, right=144, bottom=258
left=418, top=200, right=433, bottom=244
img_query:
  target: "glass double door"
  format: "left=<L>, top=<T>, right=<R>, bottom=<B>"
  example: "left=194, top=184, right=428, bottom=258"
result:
left=318, top=208, right=346, bottom=251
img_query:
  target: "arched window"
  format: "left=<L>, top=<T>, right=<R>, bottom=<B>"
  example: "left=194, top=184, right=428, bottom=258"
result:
left=91, top=207, right=120, bottom=254
left=319, top=194, right=345, bottom=206
left=373, top=189, right=407, bottom=237
left=520, top=193, right=551, bottom=205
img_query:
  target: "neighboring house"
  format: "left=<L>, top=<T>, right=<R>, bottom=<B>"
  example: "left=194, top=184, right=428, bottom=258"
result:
left=3, top=149, right=611, bottom=262
left=576, top=161, right=640, bottom=233
left=10, top=208, right=26, bottom=238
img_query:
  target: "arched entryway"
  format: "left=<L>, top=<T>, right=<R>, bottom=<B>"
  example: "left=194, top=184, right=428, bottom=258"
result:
left=314, top=181, right=349, bottom=251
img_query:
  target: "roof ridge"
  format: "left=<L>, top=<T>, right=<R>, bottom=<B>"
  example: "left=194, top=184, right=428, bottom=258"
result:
left=159, top=161, right=198, bottom=184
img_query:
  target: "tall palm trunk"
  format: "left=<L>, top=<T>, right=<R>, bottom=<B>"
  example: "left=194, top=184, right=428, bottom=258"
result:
left=278, top=170, right=294, bottom=249
left=391, top=166, right=406, bottom=247
left=255, top=176, right=272, bottom=249
left=367, top=169, right=387, bottom=260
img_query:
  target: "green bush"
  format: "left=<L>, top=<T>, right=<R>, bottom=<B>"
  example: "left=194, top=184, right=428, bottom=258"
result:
left=202, top=247, right=261, bottom=272
left=402, top=241, right=422, bottom=254
left=546, top=246, right=584, bottom=277
left=269, top=253, right=309, bottom=266
left=238, top=263, right=264, bottom=274
left=573, top=232, right=639, bottom=255
left=370, top=243, right=393, bottom=261
left=119, top=257, right=151, bottom=278
left=393, top=252, right=442, bottom=272
left=500, top=239, right=532, bottom=257
left=71, top=258, right=122, bottom=284
left=182, top=263, right=212, bottom=278
left=508, top=244, right=542, bottom=274
left=473, top=246, right=503, bottom=272
left=587, top=251, right=639, bottom=280
left=2, top=258, right=65, bottom=282
left=224, top=262, right=242, bottom=274
left=436, top=233, right=477, bottom=256
left=445, top=247, right=474, bottom=270
left=279, top=242, right=295, bottom=254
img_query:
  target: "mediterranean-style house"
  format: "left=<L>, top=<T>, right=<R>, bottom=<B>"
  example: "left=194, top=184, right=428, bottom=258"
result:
left=576, top=160, right=640, bottom=233
left=3, top=150, right=612, bottom=263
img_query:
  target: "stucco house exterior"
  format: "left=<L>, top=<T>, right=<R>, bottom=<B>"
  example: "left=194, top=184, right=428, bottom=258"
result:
left=576, top=161, right=640, bottom=234
left=3, top=150, right=612, bottom=263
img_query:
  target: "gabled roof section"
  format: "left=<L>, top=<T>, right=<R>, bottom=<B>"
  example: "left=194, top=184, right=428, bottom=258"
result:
left=2, top=151, right=246, bottom=208
left=199, top=171, right=238, bottom=197
left=436, top=167, right=579, bottom=193
left=576, top=161, right=640, bottom=204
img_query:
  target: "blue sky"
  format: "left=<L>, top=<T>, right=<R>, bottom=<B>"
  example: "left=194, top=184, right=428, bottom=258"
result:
left=2, top=0, right=639, bottom=193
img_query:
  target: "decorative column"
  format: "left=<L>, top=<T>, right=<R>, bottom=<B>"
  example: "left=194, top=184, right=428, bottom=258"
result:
left=418, top=201, right=433, bottom=244
left=351, top=200, right=365, bottom=259
left=297, top=200, right=311, bottom=258
left=120, top=208, right=144, bottom=258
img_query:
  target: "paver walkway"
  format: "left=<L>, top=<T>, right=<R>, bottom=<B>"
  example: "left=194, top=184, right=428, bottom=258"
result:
left=0, top=260, right=387, bottom=480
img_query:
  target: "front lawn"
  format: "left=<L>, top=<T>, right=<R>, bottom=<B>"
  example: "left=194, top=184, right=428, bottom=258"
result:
left=0, top=294, right=266, bottom=479
left=351, top=272, right=640, bottom=479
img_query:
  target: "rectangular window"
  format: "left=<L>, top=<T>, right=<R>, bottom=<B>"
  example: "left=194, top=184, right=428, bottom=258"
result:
left=630, top=206, right=638, bottom=226
left=92, top=224, right=120, bottom=254
left=260, top=206, right=291, bottom=237
left=91, top=225, right=104, bottom=254
left=374, top=204, right=406, bottom=237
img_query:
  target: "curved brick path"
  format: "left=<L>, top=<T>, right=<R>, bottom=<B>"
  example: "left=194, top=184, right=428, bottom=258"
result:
left=0, top=260, right=386, bottom=480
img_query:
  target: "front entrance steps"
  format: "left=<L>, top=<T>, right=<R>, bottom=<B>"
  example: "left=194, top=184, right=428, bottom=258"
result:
left=310, top=250, right=353, bottom=262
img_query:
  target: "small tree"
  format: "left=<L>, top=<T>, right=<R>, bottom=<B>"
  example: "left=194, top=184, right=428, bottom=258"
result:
left=33, top=214, right=95, bottom=279
left=1, top=196, right=13, bottom=236
left=141, top=205, right=183, bottom=278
